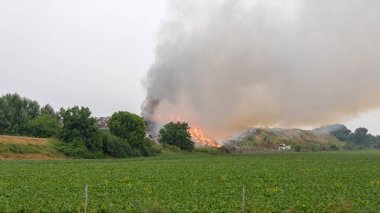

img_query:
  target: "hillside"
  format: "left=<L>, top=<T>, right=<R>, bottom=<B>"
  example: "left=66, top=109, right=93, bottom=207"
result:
left=224, top=126, right=345, bottom=152
left=0, top=135, right=66, bottom=160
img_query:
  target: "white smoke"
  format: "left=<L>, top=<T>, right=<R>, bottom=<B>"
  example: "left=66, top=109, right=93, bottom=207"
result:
left=142, top=0, right=380, bottom=138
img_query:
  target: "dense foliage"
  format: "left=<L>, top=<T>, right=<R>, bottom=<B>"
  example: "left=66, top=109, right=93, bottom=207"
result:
left=331, top=126, right=380, bottom=149
left=0, top=94, right=59, bottom=137
left=100, top=131, right=133, bottom=158
left=0, top=93, right=40, bottom=135
left=57, top=106, right=104, bottom=157
left=159, top=122, right=194, bottom=151
left=0, top=151, right=379, bottom=212
left=28, top=114, right=60, bottom=138
left=108, top=111, right=146, bottom=148
left=59, top=106, right=98, bottom=143
left=0, top=93, right=158, bottom=158
left=1, top=93, right=380, bottom=158
left=58, top=109, right=158, bottom=158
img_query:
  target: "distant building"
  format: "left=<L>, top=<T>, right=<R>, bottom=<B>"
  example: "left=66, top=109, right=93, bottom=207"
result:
left=96, top=117, right=110, bottom=129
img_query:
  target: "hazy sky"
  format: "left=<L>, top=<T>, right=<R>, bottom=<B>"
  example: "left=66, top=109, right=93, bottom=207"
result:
left=1, top=0, right=380, bottom=135
left=0, top=0, right=166, bottom=116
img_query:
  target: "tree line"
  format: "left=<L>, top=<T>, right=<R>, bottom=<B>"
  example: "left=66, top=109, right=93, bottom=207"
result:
left=7, top=93, right=378, bottom=157
left=330, top=125, right=380, bottom=149
left=0, top=94, right=153, bottom=158
left=0, top=93, right=195, bottom=158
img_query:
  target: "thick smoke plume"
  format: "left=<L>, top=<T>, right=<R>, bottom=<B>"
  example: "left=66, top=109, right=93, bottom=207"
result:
left=142, top=0, right=380, bottom=139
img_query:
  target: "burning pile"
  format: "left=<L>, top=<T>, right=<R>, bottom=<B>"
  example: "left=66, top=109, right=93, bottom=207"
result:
left=171, top=115, right=221, bottom=148
left=145, top=118, right=221, bottom=148
left=189, top=126, right=221, bottom=148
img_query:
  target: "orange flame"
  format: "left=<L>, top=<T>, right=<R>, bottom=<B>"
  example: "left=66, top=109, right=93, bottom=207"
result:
left=189, top=126, right=221, bottom=148
left=163, top=115, right=221, bottom=148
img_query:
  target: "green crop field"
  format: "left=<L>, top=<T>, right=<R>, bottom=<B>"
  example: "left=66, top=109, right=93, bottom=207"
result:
left=0, top=151, right=379, bottom=212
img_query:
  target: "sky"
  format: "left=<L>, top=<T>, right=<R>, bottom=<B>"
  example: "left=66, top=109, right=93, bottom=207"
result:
left=1, top=0, right=380, bottom=135
left=0, top=0, right=167, bottom=116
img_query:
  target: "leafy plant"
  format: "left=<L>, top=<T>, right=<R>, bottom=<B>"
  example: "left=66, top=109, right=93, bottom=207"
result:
left=159, top=122, right=194, bottom=151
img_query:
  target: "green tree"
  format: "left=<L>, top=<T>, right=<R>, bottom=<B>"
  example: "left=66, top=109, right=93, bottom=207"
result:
left=354, top=127, right=370, bottom=146
left=0, top=93, right=40, bottom=135
left=159, top=122, right=194, bottom=151
left=59, top=106, right=98, bottom=142
left=108, top=111, right=146, bottom=147
left=375, top=136, right=380, bottom=149
left=40, top=104, right=57, bottom=117
left=331, top=126, right=352, bottom=142
left=59, top=106, right=102, bottom=152
left=28, top=114, right=60, bottom=138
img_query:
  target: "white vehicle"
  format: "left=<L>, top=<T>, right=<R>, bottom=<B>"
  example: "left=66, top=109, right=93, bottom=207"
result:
left=277, top=144, right=291, bottom=151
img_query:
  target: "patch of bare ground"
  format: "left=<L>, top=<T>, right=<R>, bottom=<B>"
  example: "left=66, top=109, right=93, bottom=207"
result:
left=0, top=135, right=67, bottom=160
left=0, top=153, right=67, bottom=160
left=0, top=135, right=48, bottom=145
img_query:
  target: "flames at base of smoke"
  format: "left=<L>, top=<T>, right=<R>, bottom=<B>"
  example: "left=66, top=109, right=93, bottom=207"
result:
left=189, top=126, right=221, bottom=148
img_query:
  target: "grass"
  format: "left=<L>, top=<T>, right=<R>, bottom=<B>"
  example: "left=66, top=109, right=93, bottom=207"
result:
left=0, top=135, right=66, bottom=159
left=0, top=135, right=48, bottom=145
left=0, top=151, right=379, bottom=212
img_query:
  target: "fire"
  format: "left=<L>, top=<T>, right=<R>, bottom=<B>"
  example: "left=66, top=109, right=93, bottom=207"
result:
left=162, top=114, right=221, bottom=148
left=189, top=126, right=221, bottom=148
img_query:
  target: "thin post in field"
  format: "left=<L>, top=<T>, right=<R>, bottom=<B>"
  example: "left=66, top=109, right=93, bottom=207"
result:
left=242, top=186, right=246, bottom=213
left=84, top=184, right=88, bottom=213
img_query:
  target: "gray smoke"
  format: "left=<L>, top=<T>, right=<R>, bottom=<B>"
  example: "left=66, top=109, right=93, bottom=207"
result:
left=142, top=0, right=380, bottom=138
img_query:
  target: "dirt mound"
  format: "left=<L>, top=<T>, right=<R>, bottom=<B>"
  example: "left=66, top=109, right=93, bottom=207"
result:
left=0, top=135, right=48, bottom=145
left=0, top=135, right=66, bottom=160
left=0, top=153, right=66, bottom=160
left=225, top=127, right=344, bottom=152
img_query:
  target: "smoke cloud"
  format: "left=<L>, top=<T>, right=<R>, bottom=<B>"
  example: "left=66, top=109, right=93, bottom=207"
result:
left=142, top=0, right=380, bottom=138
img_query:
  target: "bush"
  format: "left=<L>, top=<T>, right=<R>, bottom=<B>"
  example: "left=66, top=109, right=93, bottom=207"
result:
left=162, top=144, right=182, bottom=153
left=294, top=145, right=301, bottom=152
left=101, top=132, right=132, bottom=158
left=159, top=122, right=194, bottom=151
left=329, top=144, right=340, bottom=151
left=139, top=138, right=160, bottom=157
left=108, top=111, right=146, bottom=148
left=99, top=131, right=159, bottom=158
left=57, top=139, right=93, bottom=158
left=28, top=114, right=60, bottom=138
left=84, top=133, right=104, bottom=153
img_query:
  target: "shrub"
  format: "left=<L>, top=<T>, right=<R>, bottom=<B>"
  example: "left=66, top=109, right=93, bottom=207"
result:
left=57, top=139, right=92, bottom=158
left=139, top=138, right=160, bottom=157
left=329, top=144, right=340, bottom=151
left=162, top=144, right=182, bottom=153
left=159, top=122, right=194, bottom=151
left=101, top=132, right=132, bottom=158
left=108, top=111, right=146, bottom=148
left=28, top=114, right=60, bottom=138
left=294, top=145, right=301, bottom=152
